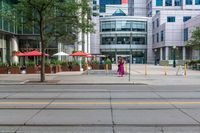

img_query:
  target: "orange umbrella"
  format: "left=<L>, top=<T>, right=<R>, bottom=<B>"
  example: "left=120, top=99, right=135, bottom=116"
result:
left=70, top=51, right=88, bottom=57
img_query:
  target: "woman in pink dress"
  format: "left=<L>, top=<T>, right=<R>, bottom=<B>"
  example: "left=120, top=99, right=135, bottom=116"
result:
left=119, top=58, right=124, bottom=77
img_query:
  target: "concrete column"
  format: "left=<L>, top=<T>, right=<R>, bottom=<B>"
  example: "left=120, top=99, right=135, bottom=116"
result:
left=165, top=47, right=169, bottom=60
left=58, top=43, right=62, bottom=61
left=183, top=47, right=186, bottom=60
left=160, top=47, right=163, bottom=60
left=11, top=37, right=19, bottom=63
left=78, top=32, right=82, bottom=51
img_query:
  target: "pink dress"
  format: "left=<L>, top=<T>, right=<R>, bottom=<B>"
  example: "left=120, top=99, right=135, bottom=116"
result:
left=119, top=61, right=124, bottom=76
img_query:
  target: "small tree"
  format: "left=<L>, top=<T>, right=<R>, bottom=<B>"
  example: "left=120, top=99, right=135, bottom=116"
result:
left=0, top=0, right=93, bottom=82
left=186, top=27, right=200, bottom=59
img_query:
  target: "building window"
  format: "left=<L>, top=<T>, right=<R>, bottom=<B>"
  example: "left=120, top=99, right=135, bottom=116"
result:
left=153, top=35, right=155, bottom=43
left=132, top=36, right=146, bottom=45
left=175, top=0, right=182, bottom=6
left=165, top=0, right=172, bottom=6
left=167, top=16, right=176, bottom=22
left=153, top=21, right=155, bottom=29
left=102, top=37, right=116, bottom=45
left=184, top=28, right=188, bottom=41
left=117, top=36, right=130, bottom=44
left=93, top=0, right=97, bottom=5
left=161, top=31, right=163, bottom=42
left=156, top=0, right=163, bottom=6
left=156, top=19, right=159, bottom=27
left=156, top=33, right=159, bottom=43
left=183, top=16, right=191, bottom=22
left=156, top=10, right=160, bottom=14
left=186, top=0, right=192, bottom=5
left=195, top=0, right=200, bottom=5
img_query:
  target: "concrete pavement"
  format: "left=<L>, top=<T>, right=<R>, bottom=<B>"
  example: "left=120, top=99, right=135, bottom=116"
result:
left=0, top=64, right=200, bottom=85
left=1, top=85, right=200, bottom=132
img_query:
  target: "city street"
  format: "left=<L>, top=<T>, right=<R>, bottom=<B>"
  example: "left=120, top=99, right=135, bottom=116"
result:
left=1, top=85, right=200, bottom=132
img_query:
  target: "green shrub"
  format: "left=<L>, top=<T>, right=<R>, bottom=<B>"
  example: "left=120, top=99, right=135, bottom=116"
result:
left=51, top=60, right=61, bottom=66
left=26, top=61, right=35, bottom=67
left=105, top=58, right=112, bottom=64
left=72, top=61, right=79, bottom=66
left=92, top=60, right=99, bottom=64
left=11, top=62, right=20, bottom=67
left=61, top=61, right=69, bottom=67
left=0, top=62, right=8, bottom=67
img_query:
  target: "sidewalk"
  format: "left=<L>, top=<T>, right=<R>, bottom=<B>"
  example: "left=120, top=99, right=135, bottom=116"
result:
left=0, top=64, right=200, bottom=85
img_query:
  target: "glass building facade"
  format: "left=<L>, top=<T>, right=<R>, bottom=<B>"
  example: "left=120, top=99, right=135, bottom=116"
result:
left=100, top=0, right=121, bottom=12
left=100, top=18, right=148, bottom=64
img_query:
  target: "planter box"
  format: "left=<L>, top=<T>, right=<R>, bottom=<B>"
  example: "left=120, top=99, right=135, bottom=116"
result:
left=0, top=67, right=8, bottom=74
left=53, top=65, right=61, bottom=73
left=10, top=67, right=20, bottom=74
left=72, top=65, right=80, bottom=71
left=45, top=66, right=52, bottom=73
left=26, top=67, right=36, bottom=74
left=61, top=66, right=70, bottom=71
left=92, top=64, right=99, bottom=70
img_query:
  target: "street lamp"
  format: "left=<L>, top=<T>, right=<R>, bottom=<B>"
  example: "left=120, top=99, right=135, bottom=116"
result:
left=154, top=49, right=157, bottom=65
left=173, top=46, right=176, bottom=68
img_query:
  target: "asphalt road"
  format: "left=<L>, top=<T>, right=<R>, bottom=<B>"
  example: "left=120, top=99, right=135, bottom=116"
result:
left=1, top=85, right=200, bottom=133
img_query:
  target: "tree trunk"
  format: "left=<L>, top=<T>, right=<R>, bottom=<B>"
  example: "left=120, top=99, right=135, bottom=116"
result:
left=39, top=16, right=45, bottom=82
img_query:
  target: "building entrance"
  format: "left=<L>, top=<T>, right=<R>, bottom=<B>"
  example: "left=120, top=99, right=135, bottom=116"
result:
left=116, top=55, right=131, bottom=64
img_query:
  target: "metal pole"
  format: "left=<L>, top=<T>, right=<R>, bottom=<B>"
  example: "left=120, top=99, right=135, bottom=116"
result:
left=173, top=47, right=176, bottom=68
left=129, top=33, right=132, bottom=81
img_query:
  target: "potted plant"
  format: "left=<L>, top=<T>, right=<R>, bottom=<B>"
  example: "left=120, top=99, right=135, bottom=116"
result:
left=91, top=60, right=99, bottom=70
left=71, top=61, right=80, bottom=71
left=10, top=63, right=20, bottom=74
left=104, top=58, right=112, bottom=70
left=61, top=61, right=69, bottom=71
left=51, top=60, right=61, bottom=73
left=0, top=62, right=8, bottom=74
left=26, top=61, right=36, bottom=74
left=82, top=60, right=88, bottom=71
left=45, top=61, right=52, bottom=73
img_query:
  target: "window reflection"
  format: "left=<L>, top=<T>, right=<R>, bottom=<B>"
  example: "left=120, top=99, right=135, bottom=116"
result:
left=101, top=21, right=146, bottom=32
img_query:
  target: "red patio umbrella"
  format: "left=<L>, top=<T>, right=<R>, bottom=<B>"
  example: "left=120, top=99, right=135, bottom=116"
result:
left=15, top=52, right=25, bottom=56
left=24, top=50, right=49, bottom=56
left=70, top=51, right=88, bottom=57
left=85, top=53, right=93, bottom=58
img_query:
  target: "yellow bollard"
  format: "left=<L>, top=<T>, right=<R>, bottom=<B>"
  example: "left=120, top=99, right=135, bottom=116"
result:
left=164, top=65, right=167, bottom=76
left=184, top=63, right=187, bottom=77
left=106, top=64, right=108, bottom=75
left=125, top=63, right=128, bottom=75
left=145, top=64, right=147, bottom=76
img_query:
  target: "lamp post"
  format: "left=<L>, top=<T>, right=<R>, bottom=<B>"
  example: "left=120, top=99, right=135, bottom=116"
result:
left=154, top=49, right=157, bottom=65
left=173, top=46, right=176, bottom=68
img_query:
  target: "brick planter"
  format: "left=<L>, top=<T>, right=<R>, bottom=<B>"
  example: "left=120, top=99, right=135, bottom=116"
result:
left=61, top=66, right=70, bottom=71
left=52, top=65, right=61, bottom=73
left=45, top=66, right=52, bottom=73
left=10, top=67, right=20, bottom=74
left=92, top=64, right=99, bottom=70
left=72, top=65, right=80, bottom=71
left=0, top=67, right=8, bottom=74
left=26, top=67, right=36, bottom=74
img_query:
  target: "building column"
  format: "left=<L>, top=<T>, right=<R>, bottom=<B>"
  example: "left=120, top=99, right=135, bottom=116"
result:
left=58, top=42, right=62, bottom=61
left=160, top=47, right=163, bottom=60
left=183, top=47, right=186, bottom=60
left=165, top=47, right=169, bottom=60
left=11, top=37, right=19, bottom=63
